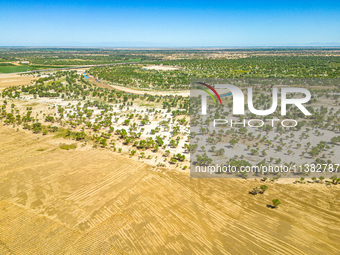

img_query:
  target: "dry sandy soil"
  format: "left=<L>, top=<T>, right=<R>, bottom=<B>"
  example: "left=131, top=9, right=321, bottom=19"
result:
left=142, top=65, right=179, bottom=71
left=0, top=73, right=37, bottom=88
left=0, top=124, right=340, bottom=254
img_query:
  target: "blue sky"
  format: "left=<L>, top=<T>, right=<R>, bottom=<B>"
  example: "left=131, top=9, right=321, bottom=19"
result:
left=0, top=0, right=340, bottom=47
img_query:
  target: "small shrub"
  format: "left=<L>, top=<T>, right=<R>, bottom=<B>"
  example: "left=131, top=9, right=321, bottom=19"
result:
left=272, top=199, right=281, bottom=208
left=250, top=187, right=261, bottom=195
left=60, top=143, right=77, bottom=150
left=260, top=185, right=268, bottom=194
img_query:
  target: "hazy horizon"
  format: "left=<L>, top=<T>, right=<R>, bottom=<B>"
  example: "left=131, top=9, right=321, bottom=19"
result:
left=1, top=44, right=340, bottom=48
left=1, top=0, right=340, bottom=47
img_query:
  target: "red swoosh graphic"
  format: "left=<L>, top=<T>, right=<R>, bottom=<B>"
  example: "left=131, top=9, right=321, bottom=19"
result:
left=197, top=82, right=222, bottom=106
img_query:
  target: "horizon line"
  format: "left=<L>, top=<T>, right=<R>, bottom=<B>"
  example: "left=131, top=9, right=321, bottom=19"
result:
left=1, top=46, right=340, bottom=49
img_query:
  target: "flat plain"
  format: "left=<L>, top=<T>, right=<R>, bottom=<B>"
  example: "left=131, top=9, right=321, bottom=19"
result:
left=0, top=124, right=339, bottom=254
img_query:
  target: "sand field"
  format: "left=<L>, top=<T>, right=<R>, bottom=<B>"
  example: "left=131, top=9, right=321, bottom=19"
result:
left=0, top=124, right=339, bottom=254
left=0, top=73, right=37, bottom=88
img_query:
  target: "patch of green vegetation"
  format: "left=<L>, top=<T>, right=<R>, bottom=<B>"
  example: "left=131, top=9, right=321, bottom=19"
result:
left=0, top=65, right=30, bottom=73
left=59, top=143, right=77, bottom=150
left=0, top=63, right=15, bottom=66
left=46, top=77, right=65, bottom=86
left=0, top=64, right=68, bottom=73
left=330, top=62, right=340, bottom=68
left=25, top=102, right=40, bottom=107
left=29, top=65, right=68, bottom=70
left=128, top=58, right=141, bottom=62
left=54, top=128, right=70, bottom=138
left=90, top=55, right=340, bottom=90
left=0, top=48, right=156, bottom=66
left=137, top=102, right=157, bottom=107
left=54, top=128, right=88, bottom=142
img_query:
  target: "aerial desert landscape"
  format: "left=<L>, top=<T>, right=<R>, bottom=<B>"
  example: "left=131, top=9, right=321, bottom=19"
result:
left=0, top=47, right=340, bottom=254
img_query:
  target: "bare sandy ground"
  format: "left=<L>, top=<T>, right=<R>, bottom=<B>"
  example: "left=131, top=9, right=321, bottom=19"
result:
left=0, top=73, right=37, bottom=88
left=0, top=124, right=339, bottom=254
left=142, top=65, right=179, bottom=71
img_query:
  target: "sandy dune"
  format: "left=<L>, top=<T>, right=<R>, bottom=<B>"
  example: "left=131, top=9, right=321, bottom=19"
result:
left=0, top=124, right=339, bottom=254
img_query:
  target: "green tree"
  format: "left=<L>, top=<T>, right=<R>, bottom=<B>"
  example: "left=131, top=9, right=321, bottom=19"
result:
left=75, top=131, right=86, bottom=141
left=216, top=148, right=225, bottom=156
left=330, top=175, right=338, bottom=184
left=170, top=158, right=177, bottom=164
left=32, top=123, right=42, bottom=134
left=272, top=199, right=281, bottom=208
left=260, top=185, right=268, bottom=194
left=319, top=176, right=325, bottom=183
